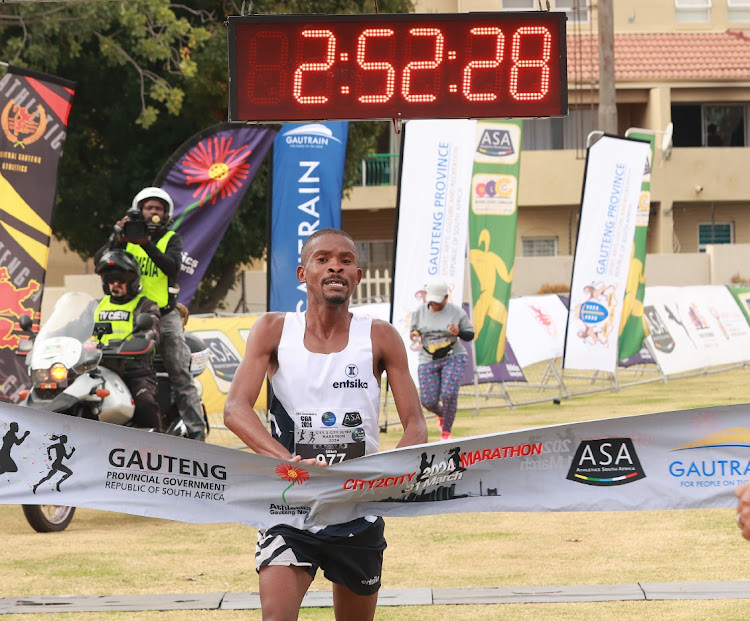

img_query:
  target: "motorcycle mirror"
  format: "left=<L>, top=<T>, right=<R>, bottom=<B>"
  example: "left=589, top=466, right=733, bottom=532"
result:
left=134, top=313, right=154, bottom=331
left=18, top=314, right=33, bottom=332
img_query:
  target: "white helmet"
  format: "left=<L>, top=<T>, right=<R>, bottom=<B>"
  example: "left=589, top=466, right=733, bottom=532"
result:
left=132, top=186, right=174, bottom=220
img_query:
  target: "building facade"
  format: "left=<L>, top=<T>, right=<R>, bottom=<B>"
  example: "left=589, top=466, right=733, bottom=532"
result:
left=342, top=0, right=750, bottom=290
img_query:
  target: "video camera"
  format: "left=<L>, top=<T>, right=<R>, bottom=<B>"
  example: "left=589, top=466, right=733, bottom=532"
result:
left=121, top=207, right=149, bottom=241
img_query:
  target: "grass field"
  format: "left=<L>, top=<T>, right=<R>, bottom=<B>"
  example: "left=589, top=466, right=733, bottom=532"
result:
left=3, top=366, right=750, bottom=620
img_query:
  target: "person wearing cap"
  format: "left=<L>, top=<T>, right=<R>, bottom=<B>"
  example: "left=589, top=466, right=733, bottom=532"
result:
left=94, top=187, right=206, bottom=441
left=94, top=249, right=162, bottom=431
left=409, top=279, right=474, bottom=441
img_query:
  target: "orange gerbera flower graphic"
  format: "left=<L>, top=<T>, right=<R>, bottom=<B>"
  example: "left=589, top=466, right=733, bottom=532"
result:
left=276, top=463, right=310, bottom=504
left=171, top=135, right=252, bottom=229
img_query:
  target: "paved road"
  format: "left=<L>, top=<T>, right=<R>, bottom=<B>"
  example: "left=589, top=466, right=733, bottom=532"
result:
left=3, top=582, right=750, bottom=613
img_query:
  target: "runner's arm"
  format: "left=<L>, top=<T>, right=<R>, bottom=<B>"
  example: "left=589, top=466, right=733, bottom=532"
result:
left=373, top=320, right=427, bottom=449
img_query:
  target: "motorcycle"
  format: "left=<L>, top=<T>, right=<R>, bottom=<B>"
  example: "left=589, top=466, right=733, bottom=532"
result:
left=16, top=290, right=210, bottom=532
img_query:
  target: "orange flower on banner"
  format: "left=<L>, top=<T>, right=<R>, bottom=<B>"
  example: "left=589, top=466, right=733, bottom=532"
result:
left=171, top=136, right=252, bottom=229
left=276, top=463, right=310, bottom=504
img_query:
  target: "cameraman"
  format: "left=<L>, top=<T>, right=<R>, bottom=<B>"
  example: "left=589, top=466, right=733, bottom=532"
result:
left=95, top=187, right=206, bottom=441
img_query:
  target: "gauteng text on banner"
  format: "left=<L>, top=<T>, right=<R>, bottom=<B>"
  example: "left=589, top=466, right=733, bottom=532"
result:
left=1, top=402, right=747, bottom=529
left=468, top=120, right=522, bottom=366
left=269, top=122, right=348, bottom=312
left=618, top=131, right=655, bottom=361
left=563, top=135, right=651, bottom=373
left=0, top=66, right=75, bottom=403
left=392, top=119, right=475, bottom=381
left=155, top=122, right=277, bottom=306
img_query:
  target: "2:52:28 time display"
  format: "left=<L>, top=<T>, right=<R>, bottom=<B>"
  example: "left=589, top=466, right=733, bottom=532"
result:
left=227, top=12, right=568, bottom=122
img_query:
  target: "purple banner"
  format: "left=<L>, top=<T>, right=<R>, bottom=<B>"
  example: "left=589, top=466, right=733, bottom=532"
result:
left=155, top=122, right=277, bottom=305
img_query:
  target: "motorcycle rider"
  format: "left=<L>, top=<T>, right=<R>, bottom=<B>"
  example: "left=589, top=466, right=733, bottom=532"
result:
left=94, top=249, right=162, bottom=432
left=94, top=187, right=206, bottom=441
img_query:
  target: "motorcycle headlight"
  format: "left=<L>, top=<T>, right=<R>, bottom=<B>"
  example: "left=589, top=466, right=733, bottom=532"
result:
left=33, top=365, right=68, bottom=390
left=49, top=363, right=68, bottom=382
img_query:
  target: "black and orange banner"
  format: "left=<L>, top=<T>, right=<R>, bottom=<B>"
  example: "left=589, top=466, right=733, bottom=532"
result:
left=0, top=66, right=75, bottom=403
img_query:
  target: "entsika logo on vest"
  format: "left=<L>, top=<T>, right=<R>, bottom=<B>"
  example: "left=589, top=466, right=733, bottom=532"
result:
left=333, top=378, right=368, bottom=389
left=99, top=310, right=131, bottom=321
left=566, top=438, right=646, bottom=486
left=476, top=128, right=514, bottom=157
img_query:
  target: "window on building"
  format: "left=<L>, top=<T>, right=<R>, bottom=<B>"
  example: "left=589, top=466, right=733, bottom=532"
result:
left=355, top=240, right=393, bottom=272
left=555, top=0, right=590, bottom=22
left=674, top=0, right=711, bottom=23
left=521, top=107, right=596, bottom=151
left=522, top=237, right=558, bottom=257
left=671, top=104, right=746, bottom=147
left=698, top=222, right=733, bottom=252
left=500, top=0, right=536, bottom=8
left=728, top=0, right=750, bottom=23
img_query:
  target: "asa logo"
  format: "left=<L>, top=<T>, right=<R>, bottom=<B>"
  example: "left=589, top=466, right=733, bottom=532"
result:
left=342, top=411, right=362, bottom=427
left=566, top=438, right=646, bottom=486
left=476, top=128, right=514, bottom=157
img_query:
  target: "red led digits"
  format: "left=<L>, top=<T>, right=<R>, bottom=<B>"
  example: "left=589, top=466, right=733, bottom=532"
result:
left=293, top=29, right=337, bottom=104
left=356, top=29, right=396, bottom=104
left=510, top=26, right=552, bottom=101
left=462, top=27, right=504, bottom=103
left=401, top=28, right=444, bottom=103
left=229, top=13, right=566, bottom=121
left=246, top=32, right=289, bottom=104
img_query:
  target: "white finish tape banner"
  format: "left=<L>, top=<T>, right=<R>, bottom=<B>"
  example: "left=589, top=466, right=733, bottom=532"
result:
left=644, top=285, right=750, bottom=376
left=1, top=403, right=747, bottom=529
left=506, top=294, right=568, bottom=369
left=563, top=135, right=651, bottom=373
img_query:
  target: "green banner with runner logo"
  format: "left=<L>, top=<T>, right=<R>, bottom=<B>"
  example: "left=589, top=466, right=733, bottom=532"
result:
left=468, top=120, right=522, bottom=366
left=618, top=132, right=655, bottom=361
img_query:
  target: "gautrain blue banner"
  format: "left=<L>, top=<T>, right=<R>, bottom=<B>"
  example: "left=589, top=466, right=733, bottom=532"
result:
left=269, top=122, right=348, bottom=312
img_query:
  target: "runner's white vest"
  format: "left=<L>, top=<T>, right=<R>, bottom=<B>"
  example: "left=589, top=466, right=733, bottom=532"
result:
left=270, top=311, right=381, bottom=462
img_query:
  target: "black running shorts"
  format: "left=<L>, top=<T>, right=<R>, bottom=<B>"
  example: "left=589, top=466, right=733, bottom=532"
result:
left=255, top=517, right=386, bottom=596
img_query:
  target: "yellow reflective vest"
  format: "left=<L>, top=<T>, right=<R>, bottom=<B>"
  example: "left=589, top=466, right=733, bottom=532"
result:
left=94, top=294, right=145, bottom=345
left=126, top=231, right=175, bottom=310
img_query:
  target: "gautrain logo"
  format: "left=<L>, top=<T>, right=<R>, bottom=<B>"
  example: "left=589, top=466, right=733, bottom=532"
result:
left=1, top=99, right=47, bottom=148
left=283, top=124, right=342, bottom=148
left=566, top=438, right=646, bottom=486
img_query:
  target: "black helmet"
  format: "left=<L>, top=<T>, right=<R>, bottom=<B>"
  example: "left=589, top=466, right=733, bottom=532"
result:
left=96, top=250, right=142, bottom=302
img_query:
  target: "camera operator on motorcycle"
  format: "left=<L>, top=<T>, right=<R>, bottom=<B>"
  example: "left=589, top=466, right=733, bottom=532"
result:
left=94, top=187, right=206, bottom=441
left=94, top=250, right=162, bottom=432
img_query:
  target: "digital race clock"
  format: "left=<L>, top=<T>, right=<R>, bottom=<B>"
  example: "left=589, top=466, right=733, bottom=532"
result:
left=227, top=12, right=568, bottom=122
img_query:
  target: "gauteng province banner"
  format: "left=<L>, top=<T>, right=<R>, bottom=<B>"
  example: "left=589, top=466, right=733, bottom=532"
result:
left=563, top=135, right=651, bottom=373
left=392, top=119, right=475, bottom=380
left=2, top=402, right=748, bottom=530
left=155, top=122, right=277, bottom=306
left=0, top=66, right=75, bottom=403
left=468, top=120, right=522, bottom=366
left=643, top=285, right=750, bottom=376
left=618, top=131, right=655, bottom=361
left=269, top=122, right=348, bottom=312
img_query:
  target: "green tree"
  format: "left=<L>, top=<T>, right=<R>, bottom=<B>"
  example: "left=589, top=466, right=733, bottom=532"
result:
left=0, top=0, right=412, bottom=312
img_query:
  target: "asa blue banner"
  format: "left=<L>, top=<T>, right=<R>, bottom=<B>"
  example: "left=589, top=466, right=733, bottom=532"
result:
left=270, top=122, right=348, bottom=311
left=155, top=122, right=277, bottom=305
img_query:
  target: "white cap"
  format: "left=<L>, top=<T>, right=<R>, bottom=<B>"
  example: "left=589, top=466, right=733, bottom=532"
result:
left=425, top=280, right=448, bottom=304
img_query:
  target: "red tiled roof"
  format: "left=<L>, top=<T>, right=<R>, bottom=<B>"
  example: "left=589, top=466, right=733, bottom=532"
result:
left=567, top=30, right=750, bottom=81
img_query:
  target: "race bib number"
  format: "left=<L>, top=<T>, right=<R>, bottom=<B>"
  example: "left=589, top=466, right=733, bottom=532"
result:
left=294, top=408, right=366, bottom=464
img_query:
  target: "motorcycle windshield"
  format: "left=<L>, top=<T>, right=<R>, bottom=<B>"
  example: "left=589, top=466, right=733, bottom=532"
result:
left=36, top=291, right=98, bottom=346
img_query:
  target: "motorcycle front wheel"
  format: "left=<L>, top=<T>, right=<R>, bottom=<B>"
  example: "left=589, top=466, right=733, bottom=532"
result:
left=22, top=504, right=76, bottom=533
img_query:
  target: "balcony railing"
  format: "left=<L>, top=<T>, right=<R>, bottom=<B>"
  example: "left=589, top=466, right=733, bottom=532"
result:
left=359, top=153, right=400, bottom=186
